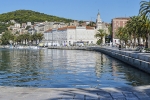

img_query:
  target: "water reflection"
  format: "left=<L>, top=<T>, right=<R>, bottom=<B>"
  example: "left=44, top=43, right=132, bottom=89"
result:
left=0, top=49, right=150, bottom=88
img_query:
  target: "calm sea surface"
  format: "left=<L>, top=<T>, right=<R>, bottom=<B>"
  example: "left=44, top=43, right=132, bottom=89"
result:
left=0, top=49, right=150, bottom=88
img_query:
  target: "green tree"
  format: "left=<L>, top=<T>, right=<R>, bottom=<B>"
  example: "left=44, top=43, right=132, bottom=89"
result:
left=17, top=34, right=24, bottom=45
left=125, top=16, right=142, bottom=47
left=139, top=0, right=150, bottom=17
left=23, top=33, right=30, bottom=45
left=0, top=23, right=9, bottom=34
left=1, top=30, right=13, bottom=45
left=116, top=27, right=130, bottom=47
left=116, top=27, right=124, bottom=44
left=95, top=29, right=106, bottom=45
left=124, top=21, right=133, bottom=47
left=12, top=34, right=17, bottom=45
left=37, top=33, right=44, bottom=43
left=121, top=28, right=130, bottom=47
left=140, top=16, right=150, bottom=47
left=123, top=15, right=150, bottom=48
left=139, top=0, right=150, bottom=48
left=31, top=33, right=39, bottom=45
left=108, top=23, right=112, bottom=35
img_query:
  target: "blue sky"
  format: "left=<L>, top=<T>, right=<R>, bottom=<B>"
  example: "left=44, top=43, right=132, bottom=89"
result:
left=0, top=0, right=143, bottom=23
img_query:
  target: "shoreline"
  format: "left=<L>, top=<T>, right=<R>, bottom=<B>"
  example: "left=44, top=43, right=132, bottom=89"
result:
left=0, top=46, right=150, bottom=99
left=1, top=45, right=149, bottom=74
left=48, top=46, right=150, bottom=74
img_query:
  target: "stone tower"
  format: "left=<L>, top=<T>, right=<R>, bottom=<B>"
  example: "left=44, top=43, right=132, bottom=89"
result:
left=96, top=11, right=106, bottom=44
left=96, top=11, right=102, bottom=30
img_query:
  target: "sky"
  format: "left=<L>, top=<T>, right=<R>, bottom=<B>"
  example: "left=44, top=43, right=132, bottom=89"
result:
left=0, top=0, right=143, bottom=23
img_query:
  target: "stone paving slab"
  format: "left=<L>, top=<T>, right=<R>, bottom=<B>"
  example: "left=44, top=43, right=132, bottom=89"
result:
left=1, top=86, right=150, bottom=100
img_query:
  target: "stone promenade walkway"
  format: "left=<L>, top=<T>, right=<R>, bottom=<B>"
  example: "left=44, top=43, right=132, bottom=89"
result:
left=1, top=85, right=150, bottom=100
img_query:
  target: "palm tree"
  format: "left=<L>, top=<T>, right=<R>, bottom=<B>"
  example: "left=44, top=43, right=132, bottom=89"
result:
left=125, top=15, right=150, bottom=48
left=140, top=16, right=150, bottom=47
left=26, top=33, right=31, bottom=45
left=125, top=20, right=134, bottom=47
left=125, top=16, right=143, bottom=47
left=121, top=28, right=130, bottom=47
left=23, top=33, right=30, bottom=45
left=116, top=27, right=124, bottom=44
left=37, top=33, right=44, bottom=43
left=139, top=0, right=150, bottom=17
left=135, top=17, right=145, bottom=45
left=95, top=29, right=106, bottom=45
left=31, top=33, right=39, bottom=45
left=139, top=0, right=150, bottom=48
left=116, top=27, right=130, bottom=47
left=18, top=34, right=25, bottom=44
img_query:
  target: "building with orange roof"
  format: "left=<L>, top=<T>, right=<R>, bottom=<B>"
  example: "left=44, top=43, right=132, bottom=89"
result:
left=43, top=26, right=96, bottom=46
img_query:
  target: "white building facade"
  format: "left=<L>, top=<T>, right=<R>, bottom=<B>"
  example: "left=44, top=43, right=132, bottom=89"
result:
left=43, top=26, right=96, bottom=46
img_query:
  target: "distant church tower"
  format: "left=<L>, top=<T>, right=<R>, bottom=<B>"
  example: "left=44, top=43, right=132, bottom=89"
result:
left=96, top=11, right=102, bottom=30
left=96, top=11, right=106, bottom=44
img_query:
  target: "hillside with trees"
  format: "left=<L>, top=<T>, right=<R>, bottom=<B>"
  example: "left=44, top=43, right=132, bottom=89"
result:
left=0, top=10, right=73, bottom=23
left=0, top=23, right=10, bottom=33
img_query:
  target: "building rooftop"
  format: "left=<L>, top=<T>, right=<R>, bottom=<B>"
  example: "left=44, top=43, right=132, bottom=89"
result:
left=113, top=17, right=130, bottom=20
left=44, top=29, right=52, bottom=33
left=86, top=26, right=95, bottom=30
left=45, top=26, right=94, bottom=32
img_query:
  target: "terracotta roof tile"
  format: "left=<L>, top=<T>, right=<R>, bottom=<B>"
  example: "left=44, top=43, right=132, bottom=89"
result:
left=67, top=26, right=76, bottom=29
left=58, top=26, right=76, bottom=30
left=45, top=29, right=52, bottom=33
left=58, top=27, right=67, bottom=30
left=86, top=26, right=94, bottom=30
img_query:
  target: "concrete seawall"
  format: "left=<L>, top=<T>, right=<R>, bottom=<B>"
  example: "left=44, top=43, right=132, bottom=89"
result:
left=48, top=46, right=87, bottom=50
left=87, top=46, right=150, bottom=74
left=48, top=46, right=150, bottom=74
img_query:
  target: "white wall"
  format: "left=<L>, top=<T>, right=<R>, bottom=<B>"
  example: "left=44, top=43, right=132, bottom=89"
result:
left=67, top=29, right=76, bottom=45
left=43, top=26, right=96, bottom=46
left=57, top=30, right=67, bottom=46
left=15, top=23, right=20, bottom=28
